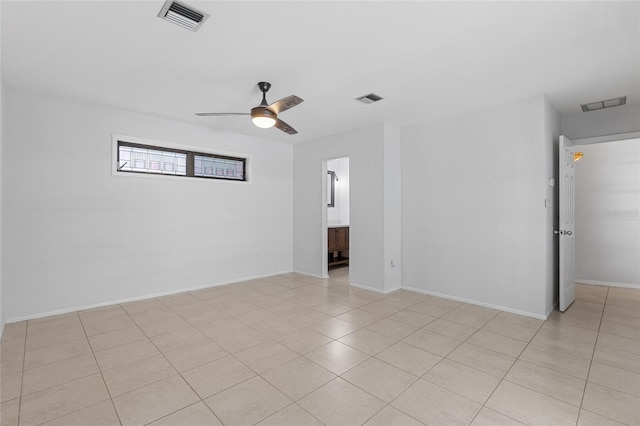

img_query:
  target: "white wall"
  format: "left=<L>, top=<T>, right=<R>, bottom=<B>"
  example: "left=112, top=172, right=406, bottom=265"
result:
left=327, top=157, right=350, bottom=226
left=294, top=123, right=401, bottom=293
left=0, top=80, right=3, bottom=336
left=294, top=123, right=385, bottom=287
left=384, top=122, right=402, bottom=292
left=0, top=0, right=4, bottom=336
left=561, top=103, right=640, bottom=140
left=2, top=88, right=293, bottom=321
left=402, top=96, right=553, bottom=318
left=575, top=139, right=640, bottom=287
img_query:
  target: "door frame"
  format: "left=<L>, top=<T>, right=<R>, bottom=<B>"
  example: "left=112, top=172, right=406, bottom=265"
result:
left=322, top=156, right=350, bottom=279
left=559, top=135, right=576, bottom=311
left=321, top=160, right=329, bottom=278
left=558, top=130, right=640, bottom=308
left=573, top=131, right=640, bottom=146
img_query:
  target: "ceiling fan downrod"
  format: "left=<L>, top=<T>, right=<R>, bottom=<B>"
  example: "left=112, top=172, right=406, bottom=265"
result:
left=257, top=82, right=271, bottom=106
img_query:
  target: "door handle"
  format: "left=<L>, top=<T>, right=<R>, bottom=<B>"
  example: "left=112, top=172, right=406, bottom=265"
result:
left=565, top=231, right=573, bottom=236
left=554, top=230, right=573, bottom=236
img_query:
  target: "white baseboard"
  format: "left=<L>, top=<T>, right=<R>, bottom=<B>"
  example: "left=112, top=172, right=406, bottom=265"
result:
left=7, top=270, right=565, bottom=324
left=292, top=269, right=326, bottom=279
left=402, top=285, right=548, bottom=320
left=350, top=282, right=401, bottom=295
left=576, top=279, right=640, bottom=289
left=5, top=270, right=293, bottom=324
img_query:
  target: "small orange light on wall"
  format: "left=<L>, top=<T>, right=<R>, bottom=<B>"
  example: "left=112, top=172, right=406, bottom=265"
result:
left=574, top=152, right=584, bottom=162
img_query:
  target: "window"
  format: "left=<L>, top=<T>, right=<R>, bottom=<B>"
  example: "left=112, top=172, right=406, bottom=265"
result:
left=118, top=144, right=187, bottom=175
left=194, top=154, right=244, bottom=179
left=117, top=141, right=246, bottom=181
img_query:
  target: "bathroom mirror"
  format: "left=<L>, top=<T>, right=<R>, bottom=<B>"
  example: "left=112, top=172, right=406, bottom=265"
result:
left=327, top=171, right=336, bottom=207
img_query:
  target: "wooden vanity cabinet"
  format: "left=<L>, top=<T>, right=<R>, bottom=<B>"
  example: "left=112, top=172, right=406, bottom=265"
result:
left=328, top=226, right=349, bottom=267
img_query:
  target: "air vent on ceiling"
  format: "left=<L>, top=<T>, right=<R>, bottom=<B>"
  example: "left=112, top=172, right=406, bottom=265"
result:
left=355, top=93, right=384, bottom=104
left=581, top=96, right=626, bottom=112
left=158, top=0, right=209, bottom=32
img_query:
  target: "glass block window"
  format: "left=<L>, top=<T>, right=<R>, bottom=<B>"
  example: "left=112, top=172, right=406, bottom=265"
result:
left=117, top=141, right=246, bottom=182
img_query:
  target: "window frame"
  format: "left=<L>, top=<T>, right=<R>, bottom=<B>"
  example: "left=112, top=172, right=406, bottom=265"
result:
left=112, top=135, right=248, bottom=183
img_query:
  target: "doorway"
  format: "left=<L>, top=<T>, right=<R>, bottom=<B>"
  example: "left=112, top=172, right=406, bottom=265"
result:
left=574, top=137, right=640, bottom=288
left=325, top=156, right=350, bottom=280
left=559, top=132, right=640, bottom=311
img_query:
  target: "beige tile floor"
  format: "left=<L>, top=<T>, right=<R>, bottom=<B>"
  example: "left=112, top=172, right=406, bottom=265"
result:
left=1, top=268, right=639, bottom=426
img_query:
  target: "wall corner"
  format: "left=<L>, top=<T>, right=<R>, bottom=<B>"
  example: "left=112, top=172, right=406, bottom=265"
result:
left=383, top=122, right=402, bottom=292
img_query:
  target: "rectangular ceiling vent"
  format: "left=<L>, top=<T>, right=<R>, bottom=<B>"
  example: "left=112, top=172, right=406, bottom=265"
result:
left=581, top=96, right=626, bottom=112
left=158, top=0, right=209, bottom=32
left=355, top=93, right=384, bottom=104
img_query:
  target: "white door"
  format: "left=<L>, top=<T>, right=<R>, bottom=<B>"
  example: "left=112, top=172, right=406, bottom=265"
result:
left=559, top=135, right=576, bottom=311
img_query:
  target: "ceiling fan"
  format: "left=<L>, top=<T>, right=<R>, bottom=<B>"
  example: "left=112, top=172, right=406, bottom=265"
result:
left=196, top=82, right=303, bottom=135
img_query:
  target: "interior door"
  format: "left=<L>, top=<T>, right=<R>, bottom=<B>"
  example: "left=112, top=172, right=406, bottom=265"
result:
left=559, top=135, right=576, bottom=311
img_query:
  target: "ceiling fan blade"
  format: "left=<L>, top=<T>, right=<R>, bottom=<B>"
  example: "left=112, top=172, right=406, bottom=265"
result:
left=274, top=118, right=298, bottom=135
left=267, top=95, right=303, bottom=114
left=195, top=112, right=250, bottom=116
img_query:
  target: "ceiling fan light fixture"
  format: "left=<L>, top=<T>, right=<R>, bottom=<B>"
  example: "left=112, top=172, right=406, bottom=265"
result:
left=251, top=107, right=276, bottom=129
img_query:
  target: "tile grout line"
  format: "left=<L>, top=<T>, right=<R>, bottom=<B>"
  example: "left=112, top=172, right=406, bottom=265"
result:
left=16, top=320, right=28, bottom=426
left=474, top=288, right=635, bottom=426
left=240, top=282, right=421, bottom=425
left=466, top=312, right=546, bottom=426
left=90, top=303, right=203, bottom=424
left=301, top=286, right=615, bottom=425
left=381, top=315, right=507, bottom=425
left=575, top=286, right=609, bottom=426
left=184, top=279, right=347, bottom=426
left=139, top=401, right=209, bottom=426
left=78, top=310, right=124, bottom=426
left=150, top=290, right=356, bottom=424
left=348, top=298, right=524, bottom=423
left=337, top=305, right=500, bottom=425
left=15, top=281, right=417, bottom=426
left=10, top=280, right=636, bottom=426
left=119, top=298, right=228, bottom=426
left=17, top=312, right=111, bottom=426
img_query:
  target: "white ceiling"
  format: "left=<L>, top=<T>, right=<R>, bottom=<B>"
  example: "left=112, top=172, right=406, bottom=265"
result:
left=2, top=1, right=639, bottom=144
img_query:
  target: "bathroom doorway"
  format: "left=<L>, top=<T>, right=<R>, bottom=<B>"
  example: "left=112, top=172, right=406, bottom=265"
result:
left=326, top=156, right=350, bottom=279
